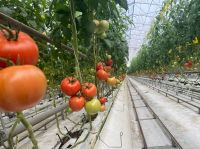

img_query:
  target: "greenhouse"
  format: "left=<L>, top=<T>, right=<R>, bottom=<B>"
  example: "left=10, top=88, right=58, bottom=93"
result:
left=0, top=0, right=199, bottom=149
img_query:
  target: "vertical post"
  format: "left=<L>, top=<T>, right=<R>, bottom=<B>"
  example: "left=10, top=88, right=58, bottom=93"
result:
left=0, top=112, right=6, bottom=131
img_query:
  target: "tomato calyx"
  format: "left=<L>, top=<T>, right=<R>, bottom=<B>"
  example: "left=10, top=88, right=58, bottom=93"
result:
left=0, top=25, right=19, bottom=41
left=68, top=77, right=78, bottom=84
left=0, top=57, right=15, bottom=67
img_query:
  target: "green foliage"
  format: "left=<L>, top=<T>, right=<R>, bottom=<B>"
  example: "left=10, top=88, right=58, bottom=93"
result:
left=128, top=0, right=200, bottom=74
left=0, top=0, right=130, bottom=86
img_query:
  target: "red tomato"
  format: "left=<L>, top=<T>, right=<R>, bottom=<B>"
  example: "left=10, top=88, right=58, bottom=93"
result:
left=184, top=63, right=189, bottom=68
left=0, top=30, right=39, bottom=68
left=100, top=105, right=106, bottom=112
left=69, top=96, right=85, bottom=111
left=96, top=69, right=109, bottom=80
left=184, top=61, right=192, bottom=69
left=96, top=62, right=104, bottom=71
left=104, top=66, right=112, bottom=72
left=187, top=60, right=193, bottom=68
left=105, top=59, right=113, bottom=66
left=81, top=82, right=97, bottom=98
left=0, top=65, right=47, bottom=112
left=61, top=77, right=81, bottom=96
left=99, top=97, right=107, bottom=104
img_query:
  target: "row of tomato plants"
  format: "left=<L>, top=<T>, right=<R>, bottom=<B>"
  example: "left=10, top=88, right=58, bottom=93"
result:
left=128, top=0, right=200, bottom=76
left=0, top=6, right=125, bottom=149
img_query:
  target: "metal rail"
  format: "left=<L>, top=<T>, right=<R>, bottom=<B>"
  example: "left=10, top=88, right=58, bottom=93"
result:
left=140, top=77, right=200, bottom=99
left=134, top=77, right=200, bottom=114
left=127, top=78, right=182, bottom=149
left=0, top=98, right=65, bottom=129
left=127, top=80, right=147, bottom=148
left=0, top=103, right=67, bottom=144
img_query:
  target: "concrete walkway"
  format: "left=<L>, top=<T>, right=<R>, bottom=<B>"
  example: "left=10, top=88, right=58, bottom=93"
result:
left=130, top=78, right=200, bottom=149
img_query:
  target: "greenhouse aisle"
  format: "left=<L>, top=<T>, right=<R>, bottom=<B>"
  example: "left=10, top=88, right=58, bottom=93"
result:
left=129, top=77, right=200, bottom=149
left=94, top=81, right=143, bottom=149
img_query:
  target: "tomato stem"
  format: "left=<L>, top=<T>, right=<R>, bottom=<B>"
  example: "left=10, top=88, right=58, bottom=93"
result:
left=17, top=112, right=39, bottom=149
left=52, top=96, right=65, bottom=136
left=69, top=0, right=83, bottom=83
left=69, top=115, right=92, bottom=149
left=8, top=118, right=20, bottom=149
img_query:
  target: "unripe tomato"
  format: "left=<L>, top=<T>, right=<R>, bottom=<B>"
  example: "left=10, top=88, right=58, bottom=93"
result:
left=66, top=107, right=72, bottom=113
left=85, top=99, right=101, bottom=115
left=0, top=30, right=39, bottom=68
left=107, top=77, right=117, bottom=86
left=99, top=32, right=107, bottom=39
left=96, top=69, right=109, bottom=81
left=61, top=77, right=81, bottom=96
left=81, top=82, right=97, bottom=98
left=93, top=20, right=100, bottom=27
left=69, top=96, right=85, bottom=112
left=100, top=105, right=106, bottom=112
left=106, top=54, right=112, bottom=59
left=0, top=65, right=47, bottom=112
left=99, top=20, right=109, bottom=31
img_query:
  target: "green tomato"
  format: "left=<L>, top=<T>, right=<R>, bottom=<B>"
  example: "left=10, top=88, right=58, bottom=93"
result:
left=99, top=20, right=109, bottom=31
left=99, top=32, right=107, bottom=39
left=93, top=20, right=100, bottom=27
left=85, top=99, right=101, bottom=115
left=66, top=107, right=72, bottom=113
left=107, top=54, right=112, bottom=59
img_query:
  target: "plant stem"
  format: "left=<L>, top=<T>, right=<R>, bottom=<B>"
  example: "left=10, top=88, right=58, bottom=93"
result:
left=69, top=115, right=92, bottom=149
left=8, top=118, right=20, bottom=149
left=53, top=98, right=65, bottom=136
left=69, top=0, right=83, bottom=83
left=17, top=112, right=39, bottom=149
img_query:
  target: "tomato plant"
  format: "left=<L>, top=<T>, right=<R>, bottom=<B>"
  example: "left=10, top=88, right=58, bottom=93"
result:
left=61, top=77, right=81, bottom=96
left=81, top=82, right=97, bottom=98
left=69, top=96, right=85, bottom=112
left=0, top=65, right=47, bottom=112
left=0, top=30, right=39, bottom=68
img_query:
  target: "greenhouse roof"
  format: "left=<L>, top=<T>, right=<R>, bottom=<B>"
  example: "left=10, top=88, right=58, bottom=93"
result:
left=127, top=0, right=164, bottom=66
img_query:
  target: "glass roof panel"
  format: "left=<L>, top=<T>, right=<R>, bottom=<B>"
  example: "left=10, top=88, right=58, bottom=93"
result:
left=127, top=0, right=164, bottom=66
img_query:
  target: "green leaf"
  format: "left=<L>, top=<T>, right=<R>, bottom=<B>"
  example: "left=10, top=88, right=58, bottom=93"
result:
left=103, top=39, right=112, bottom=48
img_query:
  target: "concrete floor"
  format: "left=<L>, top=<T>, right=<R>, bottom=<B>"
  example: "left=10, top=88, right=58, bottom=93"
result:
left=130, top=78, right=200, bottom=149
left=12, top=78, right=200, bottom=149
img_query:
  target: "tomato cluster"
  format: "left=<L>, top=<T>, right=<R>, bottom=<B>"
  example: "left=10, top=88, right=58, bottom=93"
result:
left=0, top=30, right=47, bottom=112
left=93, top=20, right=109, bottom=39
left=61, top=77, right=101, bottom=115
left=96, top=55, right=120, bottom=87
